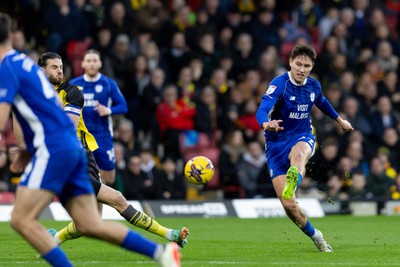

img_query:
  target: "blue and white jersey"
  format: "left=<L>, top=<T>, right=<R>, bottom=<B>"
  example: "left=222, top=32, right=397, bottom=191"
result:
left=69, top=73, right=127, bottom=139
left=256, top=72, right=338, bottom=142
left=0, top=50, right=79, bottom=154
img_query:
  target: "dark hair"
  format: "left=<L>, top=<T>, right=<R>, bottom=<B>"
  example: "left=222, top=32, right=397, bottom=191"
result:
left=0, top=13, right=12, bottom=44
left=290, top=44, right=317, bottom=63
left=83, top=49, right=101, bottom=60
left=38, top=52, right=62, bottom=67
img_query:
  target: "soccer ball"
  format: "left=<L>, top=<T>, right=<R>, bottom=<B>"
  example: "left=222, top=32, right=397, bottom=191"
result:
left=184, top=156, right=214, bottom=185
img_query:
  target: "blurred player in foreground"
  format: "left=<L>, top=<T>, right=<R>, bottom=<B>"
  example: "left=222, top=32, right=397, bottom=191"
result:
left=0, top=13, right=180, bottom=267
left=38, top=52, right=189, bottom=248
left=70, top=49, right=127, bottom=185
left=256, top=44, right=354, bottom=252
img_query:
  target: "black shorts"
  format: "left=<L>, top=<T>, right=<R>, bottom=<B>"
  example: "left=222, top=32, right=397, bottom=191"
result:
left=85, top=149, right=102, bottom=196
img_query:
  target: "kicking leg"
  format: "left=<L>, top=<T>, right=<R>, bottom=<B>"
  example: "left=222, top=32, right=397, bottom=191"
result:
left=273, top=174, right=333, bottom=252
left=65, top=194, right=180, bottom=265
left=97, top=184, right=189, bottom=247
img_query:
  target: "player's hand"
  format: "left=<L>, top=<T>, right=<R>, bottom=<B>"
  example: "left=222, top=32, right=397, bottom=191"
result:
left=9, top=147, right=31, bottom=173
left=337, top=117, right=354, bottom=132
left=262, top=120, right=284, bottom=132
left=94, top=103, right=111, bottom=117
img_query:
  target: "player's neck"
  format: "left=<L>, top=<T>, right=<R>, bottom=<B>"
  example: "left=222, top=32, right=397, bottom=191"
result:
left=0, top=43, right=12, bottom=62
left=83, top=73, right=101, bottom=82
left=288, top=71, right=307, bottom=86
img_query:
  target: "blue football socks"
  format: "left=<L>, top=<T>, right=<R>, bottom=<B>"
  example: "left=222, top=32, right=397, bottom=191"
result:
left=301, top=220, right=316, bottom=237
left=121, top=230, right=158, bottom=258
left=42, top=246, right=73, bottom=267
left=297, top=172, right=303, bottom=186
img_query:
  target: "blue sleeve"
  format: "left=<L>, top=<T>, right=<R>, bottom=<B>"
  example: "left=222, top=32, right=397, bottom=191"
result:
left=0, top=60, right=19, bottom=104
left=314, top=94, right=338, bottom=120
left=109, top=78, right=128, bottom=114
left=256, top=80, right=284, bottom=126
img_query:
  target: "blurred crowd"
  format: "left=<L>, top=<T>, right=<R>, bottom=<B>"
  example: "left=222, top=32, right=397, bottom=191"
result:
left=1, top=0, right=400, bottom=203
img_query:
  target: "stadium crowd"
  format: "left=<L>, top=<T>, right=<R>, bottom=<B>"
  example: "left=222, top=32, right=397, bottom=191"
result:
left=1, top=0, right=400, bottom=203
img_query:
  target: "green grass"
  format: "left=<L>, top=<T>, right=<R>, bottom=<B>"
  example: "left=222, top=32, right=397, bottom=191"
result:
left=1, top=216, right=400, bottom=266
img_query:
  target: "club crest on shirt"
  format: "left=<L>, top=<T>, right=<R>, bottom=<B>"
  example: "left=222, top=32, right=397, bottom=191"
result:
left=266, top=85, right=277, bottom=95
left=310, top=92, right=315, bottom=102
left=95, top=85, right=103, bottom=93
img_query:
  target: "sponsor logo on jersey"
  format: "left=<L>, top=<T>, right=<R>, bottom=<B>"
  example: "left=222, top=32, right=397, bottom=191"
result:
left=290, top=96, right=296, bottom=101
left=266, top=85, right=277, bottom=96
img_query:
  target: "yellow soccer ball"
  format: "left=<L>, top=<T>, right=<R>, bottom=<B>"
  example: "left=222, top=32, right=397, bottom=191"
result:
left=184, top=156, right=214, bottom=185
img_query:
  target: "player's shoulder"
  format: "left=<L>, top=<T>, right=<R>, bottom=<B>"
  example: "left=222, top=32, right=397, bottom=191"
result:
left=58, top=82, right=80, bottom=93
left=69, top=75, right=84, bottom=84
left=306, top=76, right=322, bottom=89
left=270, top=72, right=289, bottom=85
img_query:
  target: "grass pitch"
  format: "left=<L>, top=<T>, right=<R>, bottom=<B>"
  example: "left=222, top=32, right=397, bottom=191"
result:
left=0, top=215, right=400, bottom=266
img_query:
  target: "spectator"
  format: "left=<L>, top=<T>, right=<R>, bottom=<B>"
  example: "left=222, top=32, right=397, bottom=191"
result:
left=155, top=157, right=187, bottom=199
left=297, top=176, right=325, bottom=199
left=194, top=85, right=220, bottom=137
left=326, top=173, right=349, bottom=201
left=138, top=68, right=166, bottom=150
left=141, top=41, right=169, bottom=76
left=237, top=69, right=263, bottom=102
left=219, top=129, right=245, bottom=198
left=249, top=8, right=281, bottom=55
left=81, top=0, right=107, bottom=39
left=381, top=128, right=400, bottom=172
left=237, top=140, right=266, bottom=198
left=176, top=66, right=200, bottom=103
left=348, top=171, right=368, bottom=199
left=307, top=137, right=340, bottom=190
left=231, top=32, right=257, bottom=80
left=342, top=97, right=372, bottom=137
left=104, top=1, right=135, bottom=45
left=135, top=148, right=161, bottom=197
left=156, top=85, right=196, bottom=160
left=114, top=118, right=137, bottom=153
left=236, top=98, right=260, bottom=140
left=122, top=154, right=153, bottom=200
left=109, top=33, right=135, bottom=91
left=197, top=33, right=220, bottom=82
left=135, top=0, right=170, bottom=40
left=370, top=96, right=399, bottom=144
left=318, top=6, right=339, bottom=42
left=44, top=0, right=90, bottom=53
left=163, top=32, right=191, bottom=83
left=112, top=141, right=127, bottom=194
left=365, top=156, right=394, bottom=199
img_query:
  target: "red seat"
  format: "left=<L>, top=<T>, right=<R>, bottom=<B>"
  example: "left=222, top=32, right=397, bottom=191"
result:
left=0, top=192, right=15, bottom=204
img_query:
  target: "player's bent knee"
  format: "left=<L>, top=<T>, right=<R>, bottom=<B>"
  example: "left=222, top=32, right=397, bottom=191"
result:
left=112, top=190, right=128, bottom=208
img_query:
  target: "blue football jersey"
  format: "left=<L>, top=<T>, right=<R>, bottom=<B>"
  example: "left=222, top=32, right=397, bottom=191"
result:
left=0, top=50, right=79, bottom=154
left=69, top=74, right=127, bottom=139
left=256, top=72, right=338, bottom=142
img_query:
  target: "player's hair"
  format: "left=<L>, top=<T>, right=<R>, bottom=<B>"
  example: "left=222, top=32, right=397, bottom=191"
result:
left=0, top=13, right=12, bottom=44
left=290, top=44, right=317, bottom=63
left=83, top=49, right=101, bottom=60
left=38, top=52, right=62, bottom=67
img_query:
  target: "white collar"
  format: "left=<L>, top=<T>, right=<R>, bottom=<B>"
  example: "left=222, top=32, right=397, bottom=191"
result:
left=288, top=71, right=307, bottom=86
left=83, top=73, right=101, bottom=82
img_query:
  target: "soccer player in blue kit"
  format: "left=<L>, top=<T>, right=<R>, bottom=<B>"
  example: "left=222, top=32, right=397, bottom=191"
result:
left=256, top=44, right=354, bottom=252
left=0, top=13, right=180, bottom=267
left=70, top=49, right=127, bottom=185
